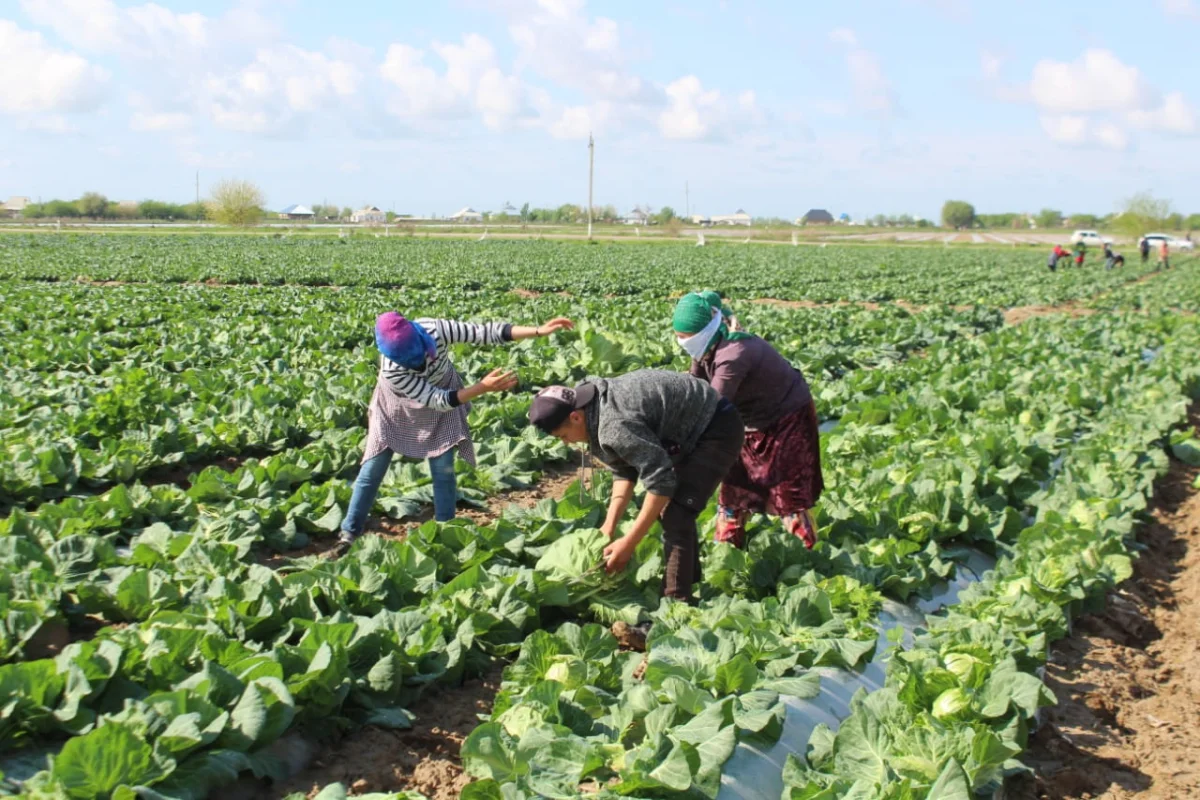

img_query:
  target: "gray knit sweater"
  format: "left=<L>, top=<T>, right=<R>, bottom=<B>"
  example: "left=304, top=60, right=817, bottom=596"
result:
left=582, top=370, right=721, bottom=497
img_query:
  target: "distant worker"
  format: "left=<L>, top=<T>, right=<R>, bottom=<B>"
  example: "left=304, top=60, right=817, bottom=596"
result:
left=1159, top=239, right=1170, bottom=271
left=1048, top=244, right=1071, bottom=272
left=1103, top=243, right=1125, bottom=270
left=1073, top=241, right=1086, bottom=267
left=1140, top=236, right=1151, bottom=263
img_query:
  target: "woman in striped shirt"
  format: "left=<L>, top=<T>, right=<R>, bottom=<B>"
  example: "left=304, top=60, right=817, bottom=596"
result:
left=335, top=311, right=574, bottom=555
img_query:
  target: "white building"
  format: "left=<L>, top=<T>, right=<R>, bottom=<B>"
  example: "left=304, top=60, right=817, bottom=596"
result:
left=623, top=207, right=650, bottom=225
left=449, top=206, right=483, bottom=223
left=351, top=206, right=387, bottom=224
left=3, top=196, right=31, bottom=215
left=279, top=204, right=315, bottom=220
left=710, top=209, right=752, bottom=226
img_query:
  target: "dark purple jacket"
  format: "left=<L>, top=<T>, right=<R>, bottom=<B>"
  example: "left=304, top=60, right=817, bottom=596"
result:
left=689, top=335, right=811, bottom=431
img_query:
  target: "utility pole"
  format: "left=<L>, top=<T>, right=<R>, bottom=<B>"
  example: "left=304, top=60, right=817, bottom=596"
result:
left=587, top=133, right=594, bottom=241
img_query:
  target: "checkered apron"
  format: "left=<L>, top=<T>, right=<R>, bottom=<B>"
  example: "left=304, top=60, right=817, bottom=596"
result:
left=361, top=365, right=477, bottom=466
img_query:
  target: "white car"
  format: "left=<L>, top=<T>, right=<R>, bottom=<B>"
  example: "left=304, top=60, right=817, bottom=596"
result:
left=1142, top=233, right=1195, bottom=251
left=1070, top=229, right=1113, bottom=246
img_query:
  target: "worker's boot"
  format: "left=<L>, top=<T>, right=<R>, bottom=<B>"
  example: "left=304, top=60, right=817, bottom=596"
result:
left=783, top=509, right=818, bottom=549
left=714, top=506, right=748, bottom=549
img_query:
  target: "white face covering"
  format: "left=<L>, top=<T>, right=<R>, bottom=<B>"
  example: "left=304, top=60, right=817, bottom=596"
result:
left=676, top=309, right=723, bottom=360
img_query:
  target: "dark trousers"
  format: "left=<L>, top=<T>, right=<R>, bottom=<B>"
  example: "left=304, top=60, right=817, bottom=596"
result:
left=660, top=401, right=745, bottom=601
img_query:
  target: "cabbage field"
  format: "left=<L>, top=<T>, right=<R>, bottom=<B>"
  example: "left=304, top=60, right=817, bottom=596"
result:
left=1, top=235, right=1199, bottom=800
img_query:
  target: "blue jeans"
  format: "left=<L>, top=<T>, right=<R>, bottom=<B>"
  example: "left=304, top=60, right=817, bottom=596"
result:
left=340, top=447, right=458, bottom=539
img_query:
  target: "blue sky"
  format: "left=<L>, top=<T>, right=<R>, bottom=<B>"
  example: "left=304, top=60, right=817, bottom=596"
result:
left=1, top=0, right=1198, bottom=219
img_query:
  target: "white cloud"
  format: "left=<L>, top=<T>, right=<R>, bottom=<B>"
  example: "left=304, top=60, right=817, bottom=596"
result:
left=657, top=76, right=761, bottom=141
left=980, top=49, right=1003, bottom=80
left=1127, top=91, right=1197, bottom=134
left=0, top=20, right=109, bottom=115
left=130, top=110, right=191, bottom=132
left=1040, top=114, right=1129, bottom=150
left=1092, top=123, right=1129, bottom=150
left=1161, top=0, right=1199, bottom=18
left=828, top=28, right=858, bottom=46
left=659, top=75, right=720, bottom=140
left=1030, top=49, right=1157, bottom=113
left=829, top=28, right=895, bottom=118
left=205, top=45, right=361, bottom=134
left=20, top=0, right=208, bottom=58
left=380, top=33, right=533, bottom=131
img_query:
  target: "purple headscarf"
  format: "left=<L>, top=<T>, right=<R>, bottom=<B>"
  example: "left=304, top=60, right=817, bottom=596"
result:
left=375, top=312, right=437, bottom=369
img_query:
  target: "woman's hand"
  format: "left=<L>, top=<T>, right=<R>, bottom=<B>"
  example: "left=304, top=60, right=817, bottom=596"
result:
left=602, top=534, right=638, bottom=574
left=538, top=317, right=575, bottom=336
left=479, top=368, right=518, bottom=394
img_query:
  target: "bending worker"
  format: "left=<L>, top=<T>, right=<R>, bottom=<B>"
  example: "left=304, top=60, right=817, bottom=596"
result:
left=671, top=291, right=824, bottom=549
left=529, top=370, right=744, bottom=604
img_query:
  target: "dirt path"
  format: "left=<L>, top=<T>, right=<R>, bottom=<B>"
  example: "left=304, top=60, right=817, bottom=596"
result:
left=1010, top=406, right=1200, bottom=799
left=267, top=667, right=504, bottom=800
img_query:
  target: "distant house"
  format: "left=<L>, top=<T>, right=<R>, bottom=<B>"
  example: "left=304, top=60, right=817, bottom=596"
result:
left=3, top=196, right=31, bottom=216
left=710, top=209, right=752, bottom=226
left=623, top=208, right=650, bottom=225
left=449, top=207, right=483, bottom=223
left=279, top=204, right=315, bottom=220
left=351, top=206, right=387, bottom=224
left=799, top=209, right=835, bottom=225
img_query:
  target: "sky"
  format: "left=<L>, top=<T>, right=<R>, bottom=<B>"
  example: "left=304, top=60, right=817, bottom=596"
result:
left=1, top=0, right=1198, bottom=220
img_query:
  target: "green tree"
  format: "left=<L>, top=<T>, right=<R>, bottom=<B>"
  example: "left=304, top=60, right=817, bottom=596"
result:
left=44, top=199, right=80, bottom=218
left=77, top=192, right=110, bottom=218
left=1185, top=213, right=1200, bottom=230
left=1035, top=209, right=1063, bottom=229
left=1113, top=192, right=1173, bottom=239
left=1068, top=213, right=1100, bottom=228
left=1165, top=212, right=1184, bottom=231
left=180, top=202, right=207, bottom=222
left=941, top=200, right=975, bottom=229
left=519, top=202, right=531, bottom=223
left=656, top=206, right=677, bottom=225
left=341, top=207, right=353, bottom=220
left=207, top=179, right=265, bottom=226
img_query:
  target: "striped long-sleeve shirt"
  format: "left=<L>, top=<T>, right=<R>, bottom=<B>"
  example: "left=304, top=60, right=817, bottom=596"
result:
left=380, top=318, right=513, bottom=411
left=361, top=317, right=514, bottom=466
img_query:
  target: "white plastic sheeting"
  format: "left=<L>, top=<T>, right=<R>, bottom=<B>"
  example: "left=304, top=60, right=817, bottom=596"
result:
left=716, top=547, right=1000, bottom=800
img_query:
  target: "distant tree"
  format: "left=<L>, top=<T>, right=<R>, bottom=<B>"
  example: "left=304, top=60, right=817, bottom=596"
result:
left=180, top=202, right=207, bottom=222
left=656, top=206, right=677, bottom=225
left=1165, top=212, right=1184, bottom=231
left=977, top=213, right=1018, bottom=229
left=207, top=179, right=265, bottom=226
left=44, top=199, right=80, bottom=218
left=916, top=218, right=932, bottom=229
left=21, top=203, right=47, bottom=218
left=555, top=203, right=582, bottom=223
left=598, top=204, right=618, bottom=223
left=1068, top=213, right=1101, bottom=228
left=386, top=211, right=397, bottom=223
left=1034, top=209, right=1063, bottom=230
left=1113, top=192, right=1173, bottom=238
left=896, top=213, right=914, bottom=227
left=139, top=200, right=178, bottom=220
left=519, top=202, right=531, bottom=223
left=1185, top=213, right=1200, bottom=231
left=871, top=213, right=887, bottom=227
left=77, top=192, right=109, bottom=218
left=341, top=206, right=353, bottom=220
left=941, top=200, right=975, bottom=229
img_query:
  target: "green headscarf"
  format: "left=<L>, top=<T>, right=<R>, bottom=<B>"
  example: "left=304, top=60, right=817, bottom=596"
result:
left=672, top=291, right=752, bottom=348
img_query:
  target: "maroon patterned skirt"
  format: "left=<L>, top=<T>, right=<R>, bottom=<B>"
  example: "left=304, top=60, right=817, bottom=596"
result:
left=718, top=399, right=824, bottom=515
